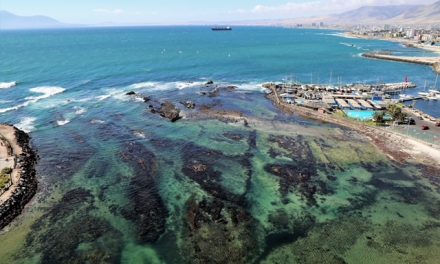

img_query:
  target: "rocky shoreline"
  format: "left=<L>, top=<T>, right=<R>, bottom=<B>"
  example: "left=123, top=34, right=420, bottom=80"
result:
left=0, top=126, right=38, bottom=230
left=265, top=87, right=440, bottom=167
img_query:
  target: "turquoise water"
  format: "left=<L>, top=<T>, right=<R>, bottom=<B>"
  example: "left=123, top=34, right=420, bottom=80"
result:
left=0, top=27, right=439, bottom=263
left=345, top=110, right=376, bottom=121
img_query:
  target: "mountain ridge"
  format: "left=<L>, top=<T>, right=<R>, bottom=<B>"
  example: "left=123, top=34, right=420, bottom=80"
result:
left=327, top=1, right=440, bottom=25
left=0, top=10, right=67, bottom=29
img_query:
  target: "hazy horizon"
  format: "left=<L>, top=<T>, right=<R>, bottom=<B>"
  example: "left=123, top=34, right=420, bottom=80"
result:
left=2, top=0, right=439, bottom=25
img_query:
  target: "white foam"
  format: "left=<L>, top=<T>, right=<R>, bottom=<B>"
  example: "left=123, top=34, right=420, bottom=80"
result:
left=15, top=117, right=37, bottom=133
left=129, top=81, right=205, bottom=91
left=57, top=119, right=70, bottom=126
left=0, top=81, right=17, bottom=89
left=74, top=106, right=87, bottom=115
left=130, top=82, right=157, bottom=89
left=27, top=86, right=65, bottom=100
left=236, top=83, right=266, bottom=92
left=133, top=131, right=146, bottom=139
left=90, top=119, right=105, bottom=124
left=0, top=86, right=65, bottom=114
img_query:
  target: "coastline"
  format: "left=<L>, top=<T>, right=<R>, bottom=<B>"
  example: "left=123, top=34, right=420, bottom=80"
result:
left=0, top=125, right=37, bottom=230
left=342, top=32, right=440, bottom=54
left=341, top=32, right=440, bottom=74
left=265, top=87, right=440, bottom=167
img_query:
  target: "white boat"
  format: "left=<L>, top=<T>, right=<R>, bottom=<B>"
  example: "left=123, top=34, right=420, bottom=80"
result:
left=427, top=92, right=439, bottom=100
left=399, top=94, right=413, bottom=100
left=419, top=92, right=429, bottom=96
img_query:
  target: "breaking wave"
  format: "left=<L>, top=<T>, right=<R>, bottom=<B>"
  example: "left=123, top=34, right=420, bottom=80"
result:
left=15, top=117, right=37, bottom=133
left=56, top=119, right=71, bottom=126
left=0, top=86, right=65, bottom=114
left=0, top=81, right=17, bottom=89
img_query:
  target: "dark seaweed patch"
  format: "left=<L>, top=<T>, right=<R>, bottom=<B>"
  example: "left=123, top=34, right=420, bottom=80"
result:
left=24, top=188, right=122, bottom=264
left=181, top=143, right=244, bottom=204
left=265, top=163, right=323, bottom=205
left=265, top=135, right=327, bottom=205
left=183, top=197, right=259, bottom=264
left=120, top=141, right=168, bottom=243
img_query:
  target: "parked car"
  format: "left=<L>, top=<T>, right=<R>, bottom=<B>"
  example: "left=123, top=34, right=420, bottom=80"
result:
left=397, top=118, right=415, bottom=125
left=436, top=122, right=440, bottom=127
left=421, top=125, right=430, bottom=131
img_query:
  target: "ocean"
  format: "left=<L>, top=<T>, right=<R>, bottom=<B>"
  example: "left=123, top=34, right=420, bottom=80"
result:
left=0, top=27, right=439, bottom=263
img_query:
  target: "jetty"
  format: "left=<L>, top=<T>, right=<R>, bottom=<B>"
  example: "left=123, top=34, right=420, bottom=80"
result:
left=363, top=53, right=440, bottom=74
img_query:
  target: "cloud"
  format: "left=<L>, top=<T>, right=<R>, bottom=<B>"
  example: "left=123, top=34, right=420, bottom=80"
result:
left=93, top=8, right=124, bottom=15
left=246, top=0, right=437, bottom=17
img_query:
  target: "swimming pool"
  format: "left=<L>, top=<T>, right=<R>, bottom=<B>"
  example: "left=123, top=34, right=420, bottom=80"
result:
left=344, top=110, right=376, bottom=121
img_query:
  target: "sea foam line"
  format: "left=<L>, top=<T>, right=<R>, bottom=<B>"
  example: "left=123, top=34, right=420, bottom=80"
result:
left=0, top=86, right=65, bottom=114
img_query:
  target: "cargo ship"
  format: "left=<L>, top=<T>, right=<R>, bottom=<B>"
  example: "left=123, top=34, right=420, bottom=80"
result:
left=211, top=26, right=232, bottom=31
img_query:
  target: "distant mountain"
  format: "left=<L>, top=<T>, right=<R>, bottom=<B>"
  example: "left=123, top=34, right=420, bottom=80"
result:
left=0, top=10, right=67, bottom=29
left=327, top=1, right=440, bottom=25
left=394, top=1, right=440, bottom=24
left=332, top=5, right=420, bottom=23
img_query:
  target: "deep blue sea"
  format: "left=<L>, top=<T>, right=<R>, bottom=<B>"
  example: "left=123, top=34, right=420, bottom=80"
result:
left=0, top=27, right=440, bottom=264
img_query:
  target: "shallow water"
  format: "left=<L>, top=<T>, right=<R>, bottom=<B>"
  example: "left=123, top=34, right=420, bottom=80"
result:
left=0, top=27, right=439, bottom=263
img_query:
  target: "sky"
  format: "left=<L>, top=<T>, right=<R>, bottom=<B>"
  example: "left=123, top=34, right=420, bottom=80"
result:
left=1, top=0, right=438, bottom=25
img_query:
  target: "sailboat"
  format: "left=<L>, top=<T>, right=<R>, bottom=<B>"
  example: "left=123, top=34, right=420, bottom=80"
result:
left=427, top=74, right=440, bottom=100
left=419, top=80, right=429, bottom=96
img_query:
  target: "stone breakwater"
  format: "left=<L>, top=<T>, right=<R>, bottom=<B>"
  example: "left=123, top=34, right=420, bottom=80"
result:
left=0, top=126, right=38, bottom=230
left=362, top=53, right=440, bottom=74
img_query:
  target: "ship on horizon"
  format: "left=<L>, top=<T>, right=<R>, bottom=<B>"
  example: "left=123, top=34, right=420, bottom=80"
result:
left=211, top=26, right=232, bottom=31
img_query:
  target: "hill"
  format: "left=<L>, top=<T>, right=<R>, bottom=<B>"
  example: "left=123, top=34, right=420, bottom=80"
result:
left=0, top=10, right=66, bottom=30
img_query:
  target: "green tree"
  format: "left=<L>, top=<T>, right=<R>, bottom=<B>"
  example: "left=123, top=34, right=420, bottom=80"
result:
left=387, top=104, right=407, bottom=121
left=373, top=111, right=385, bottom=124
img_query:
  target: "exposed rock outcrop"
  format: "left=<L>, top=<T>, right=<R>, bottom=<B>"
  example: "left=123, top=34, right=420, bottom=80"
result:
left=150, top=101, right=181, bottom=122
left=0, top=126, right=38, bottom=230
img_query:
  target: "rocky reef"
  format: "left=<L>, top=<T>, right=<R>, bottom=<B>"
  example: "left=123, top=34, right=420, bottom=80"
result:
left=0, top=126, right=38, bottom=230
